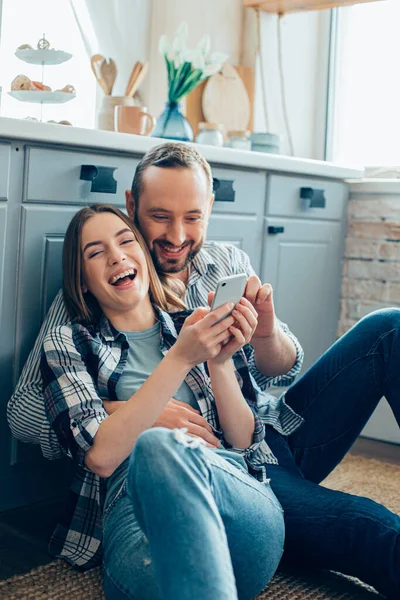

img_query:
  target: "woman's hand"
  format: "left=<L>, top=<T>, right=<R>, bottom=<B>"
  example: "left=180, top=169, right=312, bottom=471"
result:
left=170, top=304, right=235, bottom=368
left=207, top=297, right=258, bottom=365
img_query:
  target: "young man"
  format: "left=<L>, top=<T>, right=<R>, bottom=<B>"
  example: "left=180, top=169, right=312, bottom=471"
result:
left=8, top=143, right=400, bottom=599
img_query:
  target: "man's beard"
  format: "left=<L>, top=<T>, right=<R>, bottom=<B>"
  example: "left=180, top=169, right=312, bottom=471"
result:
left=150, top=240, right=203, bottom=274
left=134, top=213, right=204, bottom=275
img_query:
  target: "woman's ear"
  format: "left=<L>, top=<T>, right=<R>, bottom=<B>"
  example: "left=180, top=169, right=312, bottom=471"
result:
left=81, top=280, right=88, bottom=294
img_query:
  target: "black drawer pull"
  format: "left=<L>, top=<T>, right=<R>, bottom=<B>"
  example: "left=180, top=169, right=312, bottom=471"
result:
left=80, top=165, right=117, bottom=194
left=300, top=187, right=326, bottom=209
left=268, top=226, right=285, bottom=235
left=213, top=178, right=235, bottom=202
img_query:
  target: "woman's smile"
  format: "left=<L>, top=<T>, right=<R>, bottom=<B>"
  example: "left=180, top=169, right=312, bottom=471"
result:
left=108, top=266, right=138, bottom=288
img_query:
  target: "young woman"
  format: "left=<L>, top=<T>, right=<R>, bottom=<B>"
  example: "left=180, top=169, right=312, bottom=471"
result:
left=41, top=204, right=285, bottom=600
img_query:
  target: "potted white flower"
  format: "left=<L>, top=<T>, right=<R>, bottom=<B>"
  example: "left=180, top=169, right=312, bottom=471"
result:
left=153, top=22, right=227, bottom=141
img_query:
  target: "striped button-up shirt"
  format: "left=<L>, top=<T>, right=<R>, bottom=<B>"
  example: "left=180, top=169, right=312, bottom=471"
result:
left=8, top=242, right=304, bottom=461
left=42, top=307, right=280, bottom=569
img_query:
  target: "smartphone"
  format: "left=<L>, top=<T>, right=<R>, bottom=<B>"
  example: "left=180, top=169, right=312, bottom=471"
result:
left=210, top=273, right=247, bottom=324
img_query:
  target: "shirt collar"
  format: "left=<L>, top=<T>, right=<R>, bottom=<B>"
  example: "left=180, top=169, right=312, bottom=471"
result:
left=188, top=246, right=216, bottom=286
left=97, top=306, right=190, bottom=344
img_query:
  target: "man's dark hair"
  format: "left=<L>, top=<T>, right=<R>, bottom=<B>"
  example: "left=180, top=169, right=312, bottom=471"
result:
left=131, top=142, right=213, bottom=206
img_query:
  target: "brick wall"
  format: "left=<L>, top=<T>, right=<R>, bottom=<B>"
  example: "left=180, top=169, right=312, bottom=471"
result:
left=339, top=184, right=400, bottom=337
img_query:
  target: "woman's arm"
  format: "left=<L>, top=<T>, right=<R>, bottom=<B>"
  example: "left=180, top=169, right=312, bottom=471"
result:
left=207, top=298, right=259, bottom=449
left=208, top=359, right=255, bottom=448
left=42, top=305, right=235, bottom=479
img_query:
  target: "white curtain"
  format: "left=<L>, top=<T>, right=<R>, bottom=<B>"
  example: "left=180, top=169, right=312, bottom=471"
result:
left=69, top=0, right=152, bottom=98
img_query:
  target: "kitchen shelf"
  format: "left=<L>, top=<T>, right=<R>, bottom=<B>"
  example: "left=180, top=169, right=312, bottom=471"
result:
left=244, top=0, right=383, bottom=14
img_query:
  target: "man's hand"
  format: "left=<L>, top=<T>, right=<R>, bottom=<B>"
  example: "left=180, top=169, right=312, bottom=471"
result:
left=154, top=399, right=220, bottom=448
left=103, top=400, right=126, bottom=415
left=244, top=275, right=276, bottom=339
left=104, top=397, right=220, bottom=448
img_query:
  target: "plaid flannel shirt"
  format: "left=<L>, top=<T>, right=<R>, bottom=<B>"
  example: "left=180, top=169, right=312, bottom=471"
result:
left=41, top=308, right=280, bottom=569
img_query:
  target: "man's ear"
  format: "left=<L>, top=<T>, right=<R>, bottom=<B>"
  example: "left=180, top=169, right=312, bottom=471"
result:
left=125, top=190, right=135, bottom=222
left=208, top=193, right=214, bottom=216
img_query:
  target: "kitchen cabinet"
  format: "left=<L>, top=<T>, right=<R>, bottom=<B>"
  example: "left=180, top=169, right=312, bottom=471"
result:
left=0, top=123, right=362, bottom=511
left=262, top=216, right=342, bottom=372
left=264, top=173, right=347, bottom=371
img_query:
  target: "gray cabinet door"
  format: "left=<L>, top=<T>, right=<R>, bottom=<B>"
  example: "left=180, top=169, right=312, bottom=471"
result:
left=261, top=217, right=342, bottom=372
left=207, top=213, right=263, bottom=275
left=2, top=205, right=80, bottom=511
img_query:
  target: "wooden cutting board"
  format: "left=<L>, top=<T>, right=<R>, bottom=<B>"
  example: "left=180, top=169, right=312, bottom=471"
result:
left=201, top=63, right=250, bottom=134
left=186, top=65, right=254, bottom=138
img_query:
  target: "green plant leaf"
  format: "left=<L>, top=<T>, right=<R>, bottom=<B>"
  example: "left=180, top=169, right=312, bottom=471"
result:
left=168, top=61, right=192, bottom=101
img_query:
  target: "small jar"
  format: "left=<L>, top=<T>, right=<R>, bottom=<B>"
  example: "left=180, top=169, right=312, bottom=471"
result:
left=196, top=122, right=224, bottom=147
left=227, top=130, right=251, bottom=151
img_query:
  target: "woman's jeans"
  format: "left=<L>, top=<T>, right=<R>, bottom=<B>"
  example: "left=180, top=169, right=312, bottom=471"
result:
left=102, top=428, right=285, bottom=600
left=267, top=308, right=400, bottom=599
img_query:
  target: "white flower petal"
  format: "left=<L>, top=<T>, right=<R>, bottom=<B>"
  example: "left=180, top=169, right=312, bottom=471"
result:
left=159, top=34, right=170, bottom=56
left=202, top=63, right=222, bottom=78
left=209, top=52, right=228, bottom=64
left=193, top=53, right=205, bottom=71
left=197, top=35, right=211, bottom=55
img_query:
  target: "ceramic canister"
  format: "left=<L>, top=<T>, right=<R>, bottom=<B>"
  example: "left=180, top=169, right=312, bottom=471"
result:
left=97, top=96, right=135, bottom=131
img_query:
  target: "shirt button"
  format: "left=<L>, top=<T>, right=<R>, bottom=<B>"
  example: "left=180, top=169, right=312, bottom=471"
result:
left=71, top=421, right=77, bottom=428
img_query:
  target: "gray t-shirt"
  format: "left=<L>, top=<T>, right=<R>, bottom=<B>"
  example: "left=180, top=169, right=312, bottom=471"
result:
left=116, top=322, right=198, bottom=410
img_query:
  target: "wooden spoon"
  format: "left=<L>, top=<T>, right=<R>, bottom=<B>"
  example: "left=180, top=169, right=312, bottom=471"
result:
left=127, top=61, right=149, bottom=98
left=125, top=61, right=142, bottom=97
left=90, top=54, right=109, bottom=95
left=100, top=58, right=117, bottom=95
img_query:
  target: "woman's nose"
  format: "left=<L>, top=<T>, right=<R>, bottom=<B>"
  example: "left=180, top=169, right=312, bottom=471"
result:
left=108, top=247, right=126, bottom=265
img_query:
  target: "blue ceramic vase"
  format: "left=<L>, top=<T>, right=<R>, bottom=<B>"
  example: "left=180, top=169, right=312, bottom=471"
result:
left=152, top=101, right=193, bottom=142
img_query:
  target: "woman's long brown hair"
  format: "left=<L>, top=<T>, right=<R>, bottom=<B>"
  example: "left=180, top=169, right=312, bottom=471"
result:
left=62, top=204, right=186, bottom=325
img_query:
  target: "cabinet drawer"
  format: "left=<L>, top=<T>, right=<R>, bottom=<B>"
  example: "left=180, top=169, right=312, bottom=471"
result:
left=24, top=146, right=140, bottom=206
left=0, top=143, right=11, bottom=201
left=267, top=174, right=347, bottom=221
left=211, top=167, right=265, bottom=215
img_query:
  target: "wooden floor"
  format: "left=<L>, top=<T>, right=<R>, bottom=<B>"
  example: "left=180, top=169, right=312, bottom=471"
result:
left=0, top=437, right=398, bottom=582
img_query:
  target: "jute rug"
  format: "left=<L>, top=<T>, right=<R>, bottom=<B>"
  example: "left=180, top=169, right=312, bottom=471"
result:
left=0, top=453, right=398, bottom=600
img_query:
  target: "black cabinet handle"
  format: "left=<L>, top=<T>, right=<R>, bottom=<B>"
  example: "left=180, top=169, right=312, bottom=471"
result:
left=300, top=187, right=326, bottom=209
left=80, top=165, right=117, bottom=194
left=213, top=178, right=235, bottom=202
left=268, top=226, right=285, bottom=235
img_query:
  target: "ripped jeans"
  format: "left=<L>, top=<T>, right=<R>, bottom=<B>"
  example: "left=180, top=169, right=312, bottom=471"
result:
left=102, top=428, right=285, bottom=600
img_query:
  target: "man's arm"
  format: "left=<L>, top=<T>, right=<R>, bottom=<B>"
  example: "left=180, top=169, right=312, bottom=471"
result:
left=7, top=289, right=68, bottom=459
left=229, top=246, right=304, bottom=388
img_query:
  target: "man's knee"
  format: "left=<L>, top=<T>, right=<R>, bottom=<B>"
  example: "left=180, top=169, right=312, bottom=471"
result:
left=359, top=307, right=400, bottom=335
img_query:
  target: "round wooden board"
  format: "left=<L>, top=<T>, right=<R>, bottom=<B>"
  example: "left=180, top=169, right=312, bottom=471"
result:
left=202, top=63, right=250, bottom=132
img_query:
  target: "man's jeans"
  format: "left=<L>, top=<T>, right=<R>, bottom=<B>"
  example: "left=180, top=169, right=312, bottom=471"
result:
left=102, top=428, right=285, bottom=600
left=267, top=308, right=400, bottom=599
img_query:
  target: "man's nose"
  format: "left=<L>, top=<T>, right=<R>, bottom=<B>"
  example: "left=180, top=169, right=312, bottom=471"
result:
left=167, top=222, right=186, bottom=246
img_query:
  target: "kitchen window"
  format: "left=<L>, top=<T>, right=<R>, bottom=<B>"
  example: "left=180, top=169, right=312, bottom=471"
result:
left=0, top=0, right=97, bottom=128
left=330, top=0, right=400, bottom=168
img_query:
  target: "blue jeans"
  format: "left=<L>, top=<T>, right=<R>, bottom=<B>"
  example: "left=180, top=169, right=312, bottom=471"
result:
left=102, top=428, right=285, bottom=600
left=267, top=308, right=400, bottom=599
